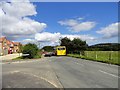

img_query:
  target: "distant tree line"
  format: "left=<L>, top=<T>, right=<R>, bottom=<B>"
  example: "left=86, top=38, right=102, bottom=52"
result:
left=87, top=43, right=120, bottom=51
left=42, top=37, right=120, bottom=54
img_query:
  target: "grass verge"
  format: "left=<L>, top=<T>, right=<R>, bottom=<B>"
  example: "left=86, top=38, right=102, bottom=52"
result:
left=12, top=54, right=41, bottom=60
left=67, top=51, right=119, bottom=65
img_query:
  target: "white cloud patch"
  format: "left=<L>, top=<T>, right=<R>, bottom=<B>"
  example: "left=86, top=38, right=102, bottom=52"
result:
left=35, top=32, right=61, bottom=43
left=35, top=32, right=96, bottom=46
left=77, top=17, right=84, bottom=20
left=2, top=17, right=46, bottom=35
left=96, top=22, right=119, bottom=38
left=62, top=34, right=95, bottom=41
left=58, top=19, right=78, bottom=26
left=2, top=0, right=37, bottom=18
left=0, top=0, right=47, bottom=40
left=22, top=38, right=37, bottom=44
left=58, top=18, right=96, bottom=32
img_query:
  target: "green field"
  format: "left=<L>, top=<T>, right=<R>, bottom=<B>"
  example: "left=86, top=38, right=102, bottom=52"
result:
left=68, top=51, right=119, bottom=65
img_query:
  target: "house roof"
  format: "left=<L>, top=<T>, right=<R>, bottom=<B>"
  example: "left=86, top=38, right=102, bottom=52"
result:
left=6, top=40, right=14, bottom=45
left=13, top=42, right=20, bottom=45
left=0, top=37, right=21, bottom=46
left=0, top=37, right=6, bottom=43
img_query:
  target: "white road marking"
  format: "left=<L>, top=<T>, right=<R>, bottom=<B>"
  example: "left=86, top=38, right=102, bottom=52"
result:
left=99, top=70, right=120, bottom=78
left=7, top=70, right=60, bottom=88
left=9, top=70, right=20, bottom=74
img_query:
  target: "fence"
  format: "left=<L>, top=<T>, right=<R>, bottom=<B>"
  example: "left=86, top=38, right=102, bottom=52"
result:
left=68, top=51, right=119, bottom=65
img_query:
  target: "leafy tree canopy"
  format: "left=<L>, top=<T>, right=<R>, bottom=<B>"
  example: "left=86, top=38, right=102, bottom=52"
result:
left=60, top=37, right=88, bottom=53
left=22, top=43, right=39, bottom=59
left=42, top=46, right=54, bottom=52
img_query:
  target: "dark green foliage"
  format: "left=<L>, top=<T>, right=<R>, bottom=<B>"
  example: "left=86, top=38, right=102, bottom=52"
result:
left=18, top=44, right=23, bottom=53
left=60, top=37, right=88, bottom=54
left=60, top=37, right=72, bottom=54
left=87, top=43, right=120, bottom=51
left=72, top=38, right=88, bottom=51
left=42, top=46, right=54, bottom=52
left=22, top=43, right=39, bottom=59
left=60, top=37, right=120, bottom=52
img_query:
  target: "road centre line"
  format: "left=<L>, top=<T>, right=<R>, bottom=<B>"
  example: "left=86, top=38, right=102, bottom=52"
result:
left=99, top=70, right=120, bottom=78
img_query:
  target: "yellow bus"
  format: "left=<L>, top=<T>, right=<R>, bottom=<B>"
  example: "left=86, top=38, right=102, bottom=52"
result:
left=56, top=46, right=66, bottom=56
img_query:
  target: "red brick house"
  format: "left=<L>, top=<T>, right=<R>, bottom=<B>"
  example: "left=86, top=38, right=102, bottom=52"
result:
left=0, top=37, right=8, bottom=55
left=0, top=37, right=22, bottom=55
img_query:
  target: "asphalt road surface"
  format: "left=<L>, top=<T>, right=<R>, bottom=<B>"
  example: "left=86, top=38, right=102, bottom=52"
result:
left=2, top=56, right=119, bottom=88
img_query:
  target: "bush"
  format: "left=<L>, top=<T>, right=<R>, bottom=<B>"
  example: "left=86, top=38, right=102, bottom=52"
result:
left=22, top=43, right=39, bottom=59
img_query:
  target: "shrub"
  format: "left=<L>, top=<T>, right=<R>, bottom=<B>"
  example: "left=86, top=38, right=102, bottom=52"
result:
left=22, top=43, right=39, bottom=59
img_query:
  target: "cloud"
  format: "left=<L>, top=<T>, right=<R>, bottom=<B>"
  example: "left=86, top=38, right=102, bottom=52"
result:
left=2, top=17, right=47, bottom=35
left=0, top=0, right=47, bottom=40
left=35, top=32, right=61, bottom=47
left=22, top=39, right=37, bottom=44
left=35, top=32, right=96, bottom=46
left=58, top=19, right=78, bottom=26
left=2, top=0, right=37, bottom=18
left=58, top=18, right=96, bottom=32
left=77, top=17, right=84, bottom=20
left=62, top=34, right=95, bottom=41
left=96, top=22, right=119, bottom=38
left=35, top=32, right=61, bottom=43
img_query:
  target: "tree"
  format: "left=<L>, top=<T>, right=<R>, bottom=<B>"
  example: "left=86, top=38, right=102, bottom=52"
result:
left=22, top=43, right=39, bottom=59
left=42, top=46, right=54, bottom=52
left=18, top=44, right=23, bottom=53
left=60, top=37, right=72, bottom=54
left=60, top=37, right=88, bottom=54
left=72, top=38, right=87, bottom=51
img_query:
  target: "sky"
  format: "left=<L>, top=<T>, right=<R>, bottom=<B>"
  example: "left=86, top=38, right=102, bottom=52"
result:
left=0, top=0, right=119, bottom=48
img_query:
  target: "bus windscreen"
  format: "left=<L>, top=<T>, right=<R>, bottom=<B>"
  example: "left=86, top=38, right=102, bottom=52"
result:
left=57, top=48, right=65, bottom=50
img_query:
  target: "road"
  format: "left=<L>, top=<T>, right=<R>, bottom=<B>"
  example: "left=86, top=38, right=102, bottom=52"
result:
left=2, top=56, right=119, bottom=88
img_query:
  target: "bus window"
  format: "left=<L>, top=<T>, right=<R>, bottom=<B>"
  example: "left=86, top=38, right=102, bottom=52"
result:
left=57, top=48, right=65, bottom=50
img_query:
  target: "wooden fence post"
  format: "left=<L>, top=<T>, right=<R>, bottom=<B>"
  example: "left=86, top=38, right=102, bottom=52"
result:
left=95, top=51, right=97, bottom=60
left=86, top=51, right=87, bottom=57
left=109, top=51, right=112, bottom=60
left=109, top=51, right=112, bottom=64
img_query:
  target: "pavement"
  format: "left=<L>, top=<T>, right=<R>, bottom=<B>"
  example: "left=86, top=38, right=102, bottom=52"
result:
left=0, top=53, right=22, bottom=61
left=2, top=56, right=119, bottom=88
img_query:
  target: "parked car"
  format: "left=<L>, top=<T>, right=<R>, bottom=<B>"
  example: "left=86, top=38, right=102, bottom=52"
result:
left=50, top=52, right=56, bottom=56
left=44, top=52, right=52, bottom=57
